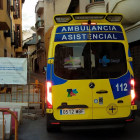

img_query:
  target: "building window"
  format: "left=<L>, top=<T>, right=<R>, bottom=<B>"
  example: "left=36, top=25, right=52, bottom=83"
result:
left=4, top=49, right=7, bottom=57
left=0, top=0, right=3, bottom=9
left=90, top=0, right=92, bottom=3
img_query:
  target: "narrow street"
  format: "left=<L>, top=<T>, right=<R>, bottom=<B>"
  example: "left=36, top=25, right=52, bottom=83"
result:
left=14, top=72, right=140, bottom=140
left=1, top=0, right=140, bottom=140
left=12, top=109, right=140, bottom=140
left=29, top=72, right=45, bottom=84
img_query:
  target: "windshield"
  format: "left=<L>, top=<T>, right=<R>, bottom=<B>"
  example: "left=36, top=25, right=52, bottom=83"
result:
left=54, top=42, right=127, bottom=80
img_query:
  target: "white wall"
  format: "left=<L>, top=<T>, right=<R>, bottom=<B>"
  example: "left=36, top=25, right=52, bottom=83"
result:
left=126, top=25, right=140, bottom=43
left=44, top=0, right=71, bottom=33
left=79, top=0, right=90, bottom=13
left=55, top=0, right=71, bottom=14
left=44, top=0, right=54, bottom=33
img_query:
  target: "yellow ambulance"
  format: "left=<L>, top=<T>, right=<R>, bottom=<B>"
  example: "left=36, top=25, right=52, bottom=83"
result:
left=46, top=13, right=137, bottom=132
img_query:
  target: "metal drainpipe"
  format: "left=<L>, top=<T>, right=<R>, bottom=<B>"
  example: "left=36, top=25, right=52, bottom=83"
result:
left=111, top=0, right=125, bottom=13
left=53, top=0, right=55, bottom=14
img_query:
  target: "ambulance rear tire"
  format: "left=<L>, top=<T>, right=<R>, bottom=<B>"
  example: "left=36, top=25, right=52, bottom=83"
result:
left=47, top=124, right=54, bottom=133
left=120, top=125, right=126, bottom=131
left=118, top=124, right=126, bottom=133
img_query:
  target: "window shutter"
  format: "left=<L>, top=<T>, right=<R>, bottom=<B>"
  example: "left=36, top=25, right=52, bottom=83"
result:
left=7, top=0, right=10, bottom=16
left=0, top=0, right=3, bottom=10
left=15, top=24, right=21, bottom=47
left=130, top=45, right=140, bottom=99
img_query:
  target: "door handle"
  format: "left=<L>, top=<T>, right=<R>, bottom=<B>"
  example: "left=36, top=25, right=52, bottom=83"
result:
left=61, top=102, right=67, bottom=106
left=117, top=100, right=123, bottom=103
left=96, top=90, right=108, bottom=94
left=57, top=105, right=88, bottom=109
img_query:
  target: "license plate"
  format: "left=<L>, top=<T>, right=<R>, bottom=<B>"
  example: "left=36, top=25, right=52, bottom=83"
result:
left=60, top=109, right=85, bottom=115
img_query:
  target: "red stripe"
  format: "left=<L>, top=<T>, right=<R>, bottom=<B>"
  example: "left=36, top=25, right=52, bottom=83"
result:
left=51, top=122, right=60, bottom=124
left=126, top=119, right=133, bottom=122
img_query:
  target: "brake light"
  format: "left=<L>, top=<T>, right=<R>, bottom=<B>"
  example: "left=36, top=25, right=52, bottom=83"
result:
left=81, top=22, right=97, bottom=25
left=91, top=22, right=97, bottom=25
left=82, top=23, right=88, bottom=25
left=130, top=79, right=135, bottom=105
left=47, top=81, right=52, bottom=109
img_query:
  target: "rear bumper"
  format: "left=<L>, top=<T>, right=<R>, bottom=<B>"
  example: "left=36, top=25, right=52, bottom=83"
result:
left=46, top=110, right=136, bottom=128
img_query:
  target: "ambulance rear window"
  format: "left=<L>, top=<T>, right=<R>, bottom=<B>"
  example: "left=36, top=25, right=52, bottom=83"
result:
left=54, top=42, right=127, bottom=80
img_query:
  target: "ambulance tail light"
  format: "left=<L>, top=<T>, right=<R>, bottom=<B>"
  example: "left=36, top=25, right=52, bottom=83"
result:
left=106, top=15, right=123, bottom=22
left=47, top=81, right=52, bottom=109
left=130, top=79, right=135, bottom=105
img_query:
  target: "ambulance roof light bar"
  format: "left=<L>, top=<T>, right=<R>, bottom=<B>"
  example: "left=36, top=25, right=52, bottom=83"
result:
left=54, top=15, right=72, bottom=23
left=106, top=15, right=123, bottom=22
left=73, top=15, right=105, bottom=20
left=54, top=14, right=123, bottom=24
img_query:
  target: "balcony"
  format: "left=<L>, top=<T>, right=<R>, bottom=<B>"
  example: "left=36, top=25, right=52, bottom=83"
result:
left=35, top=0, right=44, bottom=14
left=37, top=41, right=45, bottom=52
left=87, top=0, right=140, bottom=25
left=86, top=1, right=105, bottom=13
left=4, top=30, right=11, bottom=37
left=10, top=0, right=15, bottom=11
left=13, top=0, right=19, bottom=19
left=13, top=9, right=18, bottom=19
left=110, top=0, right=140, bottom=25
left=10, top=32, right=20, bottom=49
left=0, top=0, right=11, bottom=30
left=35, top=20, right=44, bottom=32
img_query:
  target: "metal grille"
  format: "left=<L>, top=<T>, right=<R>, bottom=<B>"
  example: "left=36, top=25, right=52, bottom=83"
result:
left=0, top=83, right=45, bottom=116
left=130, top=45, right=140, bottom=99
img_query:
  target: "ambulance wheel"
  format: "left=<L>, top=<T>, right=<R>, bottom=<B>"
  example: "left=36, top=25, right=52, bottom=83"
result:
left=120, top=125, right=126, bottom=131
left=47, top=123, right=54, bottom=133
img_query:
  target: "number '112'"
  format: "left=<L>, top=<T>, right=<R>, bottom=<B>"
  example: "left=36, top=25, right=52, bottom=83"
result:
left=116, top=83, right=128, bottom=91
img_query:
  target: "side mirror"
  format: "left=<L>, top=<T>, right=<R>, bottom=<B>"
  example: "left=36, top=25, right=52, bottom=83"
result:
left=128, top=57, right=133, bottom=62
